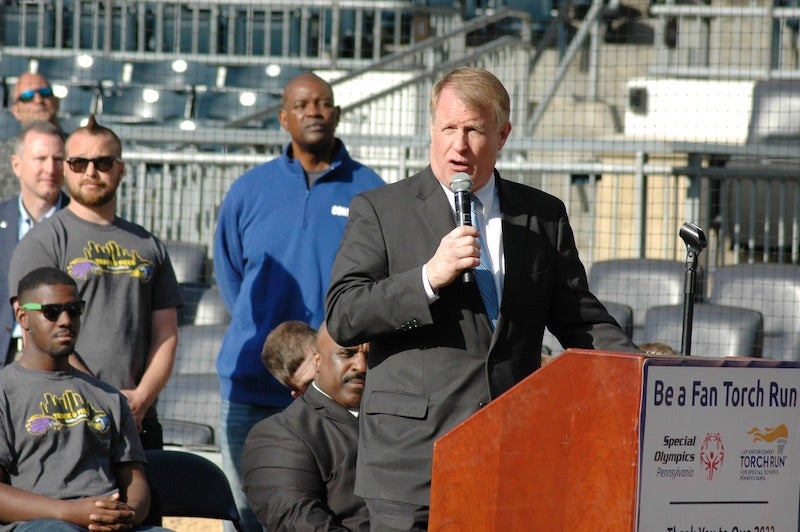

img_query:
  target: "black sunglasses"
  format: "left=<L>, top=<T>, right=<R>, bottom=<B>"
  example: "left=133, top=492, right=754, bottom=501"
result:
left=17, top=86, right=54, bottom=103
left=21, top=301, right=86, bottom=322
left=66, top=156, right=121, bottom=173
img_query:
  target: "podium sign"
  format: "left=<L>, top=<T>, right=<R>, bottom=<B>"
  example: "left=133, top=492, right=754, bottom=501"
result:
left=638, top=357, right=800, bottom=531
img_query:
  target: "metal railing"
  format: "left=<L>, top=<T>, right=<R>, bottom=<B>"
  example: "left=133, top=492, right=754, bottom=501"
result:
left=1, top=0, right=461, bottom=68
left=649, top=2, right=800, bottom=79
left=114, top=133, right=799, bottom=287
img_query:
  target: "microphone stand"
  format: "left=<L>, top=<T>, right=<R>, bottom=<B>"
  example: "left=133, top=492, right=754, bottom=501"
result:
left=679, top=222, right=707, bottom=355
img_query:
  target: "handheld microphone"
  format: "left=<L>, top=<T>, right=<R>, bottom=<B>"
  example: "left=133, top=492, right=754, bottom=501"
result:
left=449, top=172, right=474, bottom=283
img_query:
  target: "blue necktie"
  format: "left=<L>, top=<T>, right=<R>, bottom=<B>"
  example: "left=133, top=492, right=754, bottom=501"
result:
left=472, top=196, right=498, bottom=330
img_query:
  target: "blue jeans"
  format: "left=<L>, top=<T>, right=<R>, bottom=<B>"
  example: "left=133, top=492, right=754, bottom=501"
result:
left=220, top=398, right=283, bottom=532
left=12, top=520, right=173, bottom=531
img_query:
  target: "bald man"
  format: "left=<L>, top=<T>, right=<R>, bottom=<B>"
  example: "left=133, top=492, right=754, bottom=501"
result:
left=1, top=72, right=63, bottom=201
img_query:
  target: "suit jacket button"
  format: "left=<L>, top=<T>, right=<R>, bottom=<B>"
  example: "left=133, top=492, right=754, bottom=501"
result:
left=479, top=401, right=488, bottom=408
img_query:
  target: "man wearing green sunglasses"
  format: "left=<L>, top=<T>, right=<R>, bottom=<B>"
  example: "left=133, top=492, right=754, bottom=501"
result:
left=0, top=267, right=172, bottom=531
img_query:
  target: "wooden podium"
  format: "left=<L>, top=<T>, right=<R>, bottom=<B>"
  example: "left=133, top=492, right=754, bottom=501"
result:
left=429, top=349, right=647, bottom=531
left=429, top=350, right=800, bottom=531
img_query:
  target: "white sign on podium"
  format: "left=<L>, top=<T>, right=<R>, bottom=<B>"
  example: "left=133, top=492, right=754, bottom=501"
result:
left=637, top=357, right=800, bottom=532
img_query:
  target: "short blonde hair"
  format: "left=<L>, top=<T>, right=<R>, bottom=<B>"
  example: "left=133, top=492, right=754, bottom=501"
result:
left=429, top=67, right=510, bottom=130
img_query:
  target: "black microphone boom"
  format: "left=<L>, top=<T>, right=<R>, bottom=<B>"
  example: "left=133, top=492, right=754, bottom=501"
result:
left=450, top=172, right=474, bottom=283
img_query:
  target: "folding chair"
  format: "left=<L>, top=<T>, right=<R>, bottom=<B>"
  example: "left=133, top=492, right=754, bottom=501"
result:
left=143, top=449, right=244, bottom=531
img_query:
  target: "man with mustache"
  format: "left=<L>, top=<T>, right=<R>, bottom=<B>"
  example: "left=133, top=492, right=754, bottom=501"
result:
left=241, top=322, right=369, bottom=531
left=8, top=115, right=182, bottom=451
left=0, top=267, right=171, bottom=531
left=214, top=70, right=383, bottom=530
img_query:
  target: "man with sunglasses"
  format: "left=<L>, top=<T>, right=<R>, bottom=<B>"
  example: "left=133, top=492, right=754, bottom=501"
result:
left=0, top=121, right=69, bottom=367
left=8, top=115, right=182, bottom=451
left=0, top=267, right=172, bottom=531
left=1, top=73, right=63, bottom=201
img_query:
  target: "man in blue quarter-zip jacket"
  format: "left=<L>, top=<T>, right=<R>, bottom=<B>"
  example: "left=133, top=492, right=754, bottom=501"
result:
left=214, top=71, right=384, bottom=532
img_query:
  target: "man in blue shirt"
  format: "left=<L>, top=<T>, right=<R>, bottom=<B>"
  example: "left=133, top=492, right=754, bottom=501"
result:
left=214, top=71, right=384, bottom=531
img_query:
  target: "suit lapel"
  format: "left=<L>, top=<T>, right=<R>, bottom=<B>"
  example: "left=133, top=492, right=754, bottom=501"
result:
left=414, top=167, right=455, bottom=246
left=305, top=384, right=359, bottom=430
left=495, top=173, right=530, bottom=336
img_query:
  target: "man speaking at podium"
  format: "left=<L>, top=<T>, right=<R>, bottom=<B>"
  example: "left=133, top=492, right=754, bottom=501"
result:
left=325, top=67, right=638, bottom=530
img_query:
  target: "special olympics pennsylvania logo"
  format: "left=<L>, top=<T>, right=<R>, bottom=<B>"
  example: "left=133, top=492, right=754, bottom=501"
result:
left=699, top=433, right=724, bottom=480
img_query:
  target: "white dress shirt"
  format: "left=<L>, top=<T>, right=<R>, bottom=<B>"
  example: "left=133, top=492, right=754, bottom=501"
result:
left=423, top=173, right=505, bottom=304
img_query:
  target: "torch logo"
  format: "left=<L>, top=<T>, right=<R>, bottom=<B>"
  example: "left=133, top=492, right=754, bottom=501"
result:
left=699, top=433, right=724, bottom=480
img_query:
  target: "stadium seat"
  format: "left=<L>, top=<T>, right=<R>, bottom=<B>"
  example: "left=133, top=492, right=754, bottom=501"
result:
left=589, top=259, right=704, bottom=344
left=0, top=54, right=32, bottom=78
left=164, top=240, right=208, bottom=284
left=644, top=303, right=764, bottom=357
left=178, top=284, right=230, bottom=326
left=99, top=86, right=189, bottom=124
left=194, top=89, right=279, bottom=127
left=709, top=263, right=800, bottom=361
left=55, top=85, right=99, bottom=118
left=130, top=59, right=220, bottom=92
left=143, top=449, right=243, bottom=531
left=158, top=324, right=226, bottom=448
left=222, top=64, right=302, bottom=94
left=37, top=55, right=127, bottom=89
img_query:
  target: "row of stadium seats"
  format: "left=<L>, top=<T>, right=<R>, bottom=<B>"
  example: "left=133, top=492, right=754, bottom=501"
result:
left=544, top=260, right=800, bottom=362
left=0, top=54, right=296, bottom=134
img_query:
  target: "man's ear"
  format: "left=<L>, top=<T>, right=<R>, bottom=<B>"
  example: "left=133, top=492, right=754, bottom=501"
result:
left=10, top=154, right=22, bottom=178
left=14, top=300, right=29, bottom=330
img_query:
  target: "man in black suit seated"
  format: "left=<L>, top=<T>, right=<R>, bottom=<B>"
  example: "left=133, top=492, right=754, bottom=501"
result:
left=241, top=323, right=369, bottom=531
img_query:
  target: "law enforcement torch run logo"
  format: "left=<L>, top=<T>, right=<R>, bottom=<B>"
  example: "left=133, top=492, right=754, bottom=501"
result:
left=699, top=433, right=724, bottom=480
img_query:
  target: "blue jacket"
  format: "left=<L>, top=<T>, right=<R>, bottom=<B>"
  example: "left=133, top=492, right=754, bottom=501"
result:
left=214, top=141, right=383, bottom=406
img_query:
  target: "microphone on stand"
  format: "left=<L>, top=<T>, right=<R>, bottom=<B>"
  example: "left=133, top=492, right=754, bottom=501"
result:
left=450, top=172, right=474, bottom=283
left=679, top=221, right=707, bottom=356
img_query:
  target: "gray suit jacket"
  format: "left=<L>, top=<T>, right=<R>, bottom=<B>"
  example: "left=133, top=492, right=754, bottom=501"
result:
left=325, top=167, right=638, bottom=506
left=0, top=193, right=69, bottom=365
left=240, top=384, right=368, bottom=532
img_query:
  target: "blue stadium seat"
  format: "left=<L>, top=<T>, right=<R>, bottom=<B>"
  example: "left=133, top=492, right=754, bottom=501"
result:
left=0, top=54, right=32, bottom=79
left=194, top=89, right=278, bottom=127
left=38, top=55, right=127, bottom=89
left=100, top=86, right=189, bottom=124
left=130, top=60, right=220, bottom=92
left=222, top=64, right=302, bottom=94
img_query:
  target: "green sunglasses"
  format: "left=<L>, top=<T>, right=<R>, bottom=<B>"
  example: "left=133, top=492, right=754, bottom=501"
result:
left=20, top=301, right=86, bottom=322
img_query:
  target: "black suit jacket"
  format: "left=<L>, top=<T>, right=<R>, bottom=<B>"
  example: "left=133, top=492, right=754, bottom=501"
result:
left=325, top=167, right=638, bottom=506
left=0, top=193, right=69, bottom=365
left=241, top=384, right=368, bottom=532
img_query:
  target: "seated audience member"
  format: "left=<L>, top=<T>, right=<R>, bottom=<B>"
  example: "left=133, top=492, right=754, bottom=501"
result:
left=262, top=320, right=318, bottom=398
left=0, top=267, right=171, bottom=531
left=241, top=323, right=369, bottom=531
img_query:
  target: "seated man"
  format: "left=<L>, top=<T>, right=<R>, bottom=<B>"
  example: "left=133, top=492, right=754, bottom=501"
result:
left=261, top=320, right=318, bottom=398
left=242, top=323, right=369, bottom=531
left=0, top=267, right=171, bottom=531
